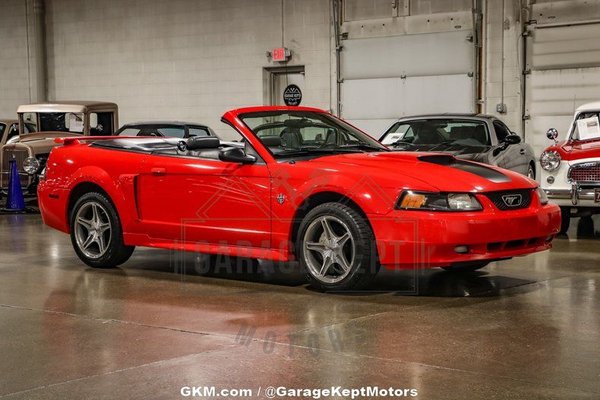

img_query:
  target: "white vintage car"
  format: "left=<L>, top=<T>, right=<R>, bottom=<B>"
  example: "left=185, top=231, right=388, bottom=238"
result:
left=540, top=102, right=600, bottom=233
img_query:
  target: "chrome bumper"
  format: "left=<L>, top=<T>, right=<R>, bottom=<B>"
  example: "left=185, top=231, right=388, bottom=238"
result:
left=544, top=184, right=599, bottom=205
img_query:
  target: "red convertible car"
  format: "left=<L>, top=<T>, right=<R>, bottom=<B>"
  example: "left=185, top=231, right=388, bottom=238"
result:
left=38, top=106, right=561, bottom=290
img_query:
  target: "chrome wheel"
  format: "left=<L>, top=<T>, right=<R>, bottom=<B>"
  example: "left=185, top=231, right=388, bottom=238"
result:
left=74, top=201, right=112, bottom=259
left=303, top=215, right=355, bottom=284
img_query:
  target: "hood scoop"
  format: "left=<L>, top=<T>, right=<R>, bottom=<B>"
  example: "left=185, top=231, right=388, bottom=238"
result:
left=418, top=154, right=510, bottom=183
left=417, top=154, right=456, bottom=165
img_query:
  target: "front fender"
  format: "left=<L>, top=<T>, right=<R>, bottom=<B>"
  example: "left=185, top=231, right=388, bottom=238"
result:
left=291, top=173, right=397, bottom=216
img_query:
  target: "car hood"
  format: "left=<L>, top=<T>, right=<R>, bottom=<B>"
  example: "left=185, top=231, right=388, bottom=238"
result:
left=388, top=143, right=490, bottom=162
left=551, top=139, right=600, bottom=161
left=3, top=132, right=81, bottom=154
left=302, top=151, right=534, bottom=193
left=18, top=132, right=82, bottom=142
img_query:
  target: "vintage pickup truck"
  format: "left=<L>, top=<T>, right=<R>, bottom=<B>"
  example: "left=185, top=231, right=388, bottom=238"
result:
left=0, top=101, right=118, bottom=197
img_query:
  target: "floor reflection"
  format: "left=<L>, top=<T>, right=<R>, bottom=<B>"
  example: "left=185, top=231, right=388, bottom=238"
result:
left=123, top=251, right=539, bottom=298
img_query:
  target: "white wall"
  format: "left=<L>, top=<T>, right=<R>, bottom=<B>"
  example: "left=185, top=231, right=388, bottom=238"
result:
left=45, top=0, right=332, bottom=138
left=0, top=0, right=33, bottom=118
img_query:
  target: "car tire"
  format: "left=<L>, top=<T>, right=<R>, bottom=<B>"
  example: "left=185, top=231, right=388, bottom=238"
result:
left=442, top=262, right=489, bottom=272
left=527, top=164, right=536, bottom=180
left=296, top=202, right=379, bottom=291
left=559, top=207, right=571, bottom=234
left=70, top=192, right=134, bottom=268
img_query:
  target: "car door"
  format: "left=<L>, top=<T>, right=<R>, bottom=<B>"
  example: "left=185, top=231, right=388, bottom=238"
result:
left=492, top=120, right=527, bottom=174
left=136, top=146, right=272, bottom=249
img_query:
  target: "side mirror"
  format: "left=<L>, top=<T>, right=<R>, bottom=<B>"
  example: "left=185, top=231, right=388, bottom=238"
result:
left=503, top=134, right=521, bottom=144
left=187, top=136, right=220, bottom=150
left=219, top=147, right=256, bottom=164
left=546, top=128, right=559, bottom=142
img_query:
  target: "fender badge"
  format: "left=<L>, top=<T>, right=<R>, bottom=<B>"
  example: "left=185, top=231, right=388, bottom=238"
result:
left=276, top=193, right=286, bottom=205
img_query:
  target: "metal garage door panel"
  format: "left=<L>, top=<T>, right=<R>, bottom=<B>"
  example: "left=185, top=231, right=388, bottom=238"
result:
left=525, top=67, right=600, bottom=154
left=342, top=78, right=402, bottom=120
left=532, top=23, right=600, bottom=70
left=403, top=74, right=474, bottom=114
left=349, top=119, right=398, bottom=138
left=341, top=31, right=473, bottom=80
left=343, top=73, right=473, bottom=135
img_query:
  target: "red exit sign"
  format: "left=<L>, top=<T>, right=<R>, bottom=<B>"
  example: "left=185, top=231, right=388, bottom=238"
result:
left=272, top=47, right=290, bottom=62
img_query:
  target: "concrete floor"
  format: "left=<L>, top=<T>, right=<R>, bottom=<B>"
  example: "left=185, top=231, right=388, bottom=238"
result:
left=0, top=215, right=599, bottom=399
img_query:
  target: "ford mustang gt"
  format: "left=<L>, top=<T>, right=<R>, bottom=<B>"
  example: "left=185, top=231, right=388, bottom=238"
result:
left=38, top=106, right=561, bottom=290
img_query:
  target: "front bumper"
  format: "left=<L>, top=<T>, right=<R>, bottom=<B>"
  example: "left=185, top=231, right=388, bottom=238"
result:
left=371, top=201, right=561, bottom=269
left=544, top=185, right=600, bottom=207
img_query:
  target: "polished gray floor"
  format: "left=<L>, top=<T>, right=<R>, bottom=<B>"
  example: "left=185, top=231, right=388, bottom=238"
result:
left=0, top=214, right=599, bottom=399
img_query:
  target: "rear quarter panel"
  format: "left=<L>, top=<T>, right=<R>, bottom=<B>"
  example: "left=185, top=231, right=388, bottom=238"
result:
left=40, top=144, right=146, bottom=234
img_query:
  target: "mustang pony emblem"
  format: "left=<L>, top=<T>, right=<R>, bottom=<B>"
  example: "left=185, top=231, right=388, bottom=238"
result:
left=502, top=194, right=522, bottom=207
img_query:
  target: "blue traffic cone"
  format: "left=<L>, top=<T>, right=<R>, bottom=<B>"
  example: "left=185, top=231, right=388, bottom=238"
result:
left=5, top=157, right=25, bottom=211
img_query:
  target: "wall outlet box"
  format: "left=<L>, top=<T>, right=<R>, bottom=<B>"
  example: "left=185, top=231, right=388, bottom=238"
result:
left=496, top=103, right=507, bottom=113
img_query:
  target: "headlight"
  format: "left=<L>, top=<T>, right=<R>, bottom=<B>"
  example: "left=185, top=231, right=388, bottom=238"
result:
left=540, top=150, right=561, bottom=171
left=537, top=187, right=548, bottom=205
left=23, top=157, right=40, bottom=175
left=397, top=191, right=483, bottom=211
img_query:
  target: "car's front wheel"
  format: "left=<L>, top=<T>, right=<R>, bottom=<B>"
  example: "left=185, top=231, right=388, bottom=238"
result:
left=296, top=203, right=379, bottom=291
left=527, top=164, right=536, bottom=180
left=70, top=192, right=134, bottom=268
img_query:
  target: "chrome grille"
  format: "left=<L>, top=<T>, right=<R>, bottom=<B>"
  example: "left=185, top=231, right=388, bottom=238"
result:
left=1, top=148, right=29, bottom=188
left=568, top=162, right=600, bottom=184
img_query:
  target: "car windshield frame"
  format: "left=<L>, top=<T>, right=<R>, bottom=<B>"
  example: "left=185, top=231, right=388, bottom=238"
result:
left=380, top=118, right=492, bottom=147
left=238, top=110, right=388, bottom=160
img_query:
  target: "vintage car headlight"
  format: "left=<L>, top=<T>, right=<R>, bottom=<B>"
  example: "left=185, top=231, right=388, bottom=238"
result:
left=537, top=187, right=549, bottom=205
left=540, top=150, right=561, bottom=171
left=23, top=157, right=40, bottom=175
left=397, top=191, right=482, bottom=211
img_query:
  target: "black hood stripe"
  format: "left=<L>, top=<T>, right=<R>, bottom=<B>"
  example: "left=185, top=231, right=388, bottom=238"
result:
left=418, top=154, right=510, bottom=183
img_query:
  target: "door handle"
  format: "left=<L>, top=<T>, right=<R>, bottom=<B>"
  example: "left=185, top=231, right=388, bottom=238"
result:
left=519, top=149, right=526, bottom=155
left=151, top=167, right=166, bottom=176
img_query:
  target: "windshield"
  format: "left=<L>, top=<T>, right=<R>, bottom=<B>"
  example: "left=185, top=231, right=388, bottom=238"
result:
left=381, top=119, right=491, bottom=147
left=239, top=111, right=387, bottom=159
left=20, top=112, right=86, bottom=134
left=571, top=112, right=600, bottom=141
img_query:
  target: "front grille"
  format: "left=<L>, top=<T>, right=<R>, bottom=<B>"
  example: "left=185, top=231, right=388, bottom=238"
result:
left=568, top=162, right=600, bottom=184
left=1, top=148, right=30, bottom=188
left=484, top=189, right=532, bottom=211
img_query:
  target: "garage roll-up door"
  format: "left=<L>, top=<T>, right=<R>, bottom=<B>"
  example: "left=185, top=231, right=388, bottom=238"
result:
left=340, top=12, right=476, bottom=137
left=525, top=22, right=600, bottom=155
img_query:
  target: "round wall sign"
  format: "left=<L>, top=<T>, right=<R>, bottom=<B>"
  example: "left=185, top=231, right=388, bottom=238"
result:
left=283, top=84, right=302, bottom=106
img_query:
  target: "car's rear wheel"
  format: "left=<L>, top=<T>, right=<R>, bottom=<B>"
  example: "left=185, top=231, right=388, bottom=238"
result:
left=559, top=207, right=571, bottom=234
left=442, top=262, right=489, bottom=273
left=296, top=203, right=379, bottom=291
left=70, top=192, right=134, bottom=268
